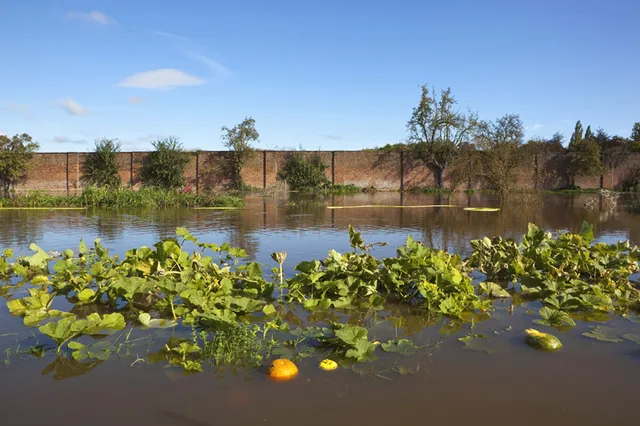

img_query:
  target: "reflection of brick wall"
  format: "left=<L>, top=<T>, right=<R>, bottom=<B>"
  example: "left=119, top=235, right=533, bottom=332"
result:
left=11, top=151, right=640, bottom=194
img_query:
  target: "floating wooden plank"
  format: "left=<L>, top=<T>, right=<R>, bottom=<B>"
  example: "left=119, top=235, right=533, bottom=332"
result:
left=327, top=204, right=458, bottom=209
left=463, top=207, right=501, bottom=212
left=191, top=207, right=240, bottom=210
left=0, top=207, right=86, bottom=210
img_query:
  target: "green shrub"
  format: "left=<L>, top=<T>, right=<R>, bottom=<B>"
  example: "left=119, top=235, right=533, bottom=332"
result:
left=278, top=153, right=330, bottom=190
left=141, top=137, right=191, bottom=189
left=0, top=133, right=39, bottom=197
left=82, top=138, right=122, bottom=188
left=620, top=169, right=640, bottom=192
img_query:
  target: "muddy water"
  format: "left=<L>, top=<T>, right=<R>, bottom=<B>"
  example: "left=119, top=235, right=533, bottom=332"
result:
left=1, top=192, right=639, bottom=426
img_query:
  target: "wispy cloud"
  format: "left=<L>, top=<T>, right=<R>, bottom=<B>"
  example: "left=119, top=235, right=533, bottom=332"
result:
left=324, top=134, right=343, bottom=141
left=116, top=69, right=206, bottom=90
left=66, top=11, right=116, bottom=26
left=532, top=124, right=544, bottom=130
left=0, top=130, right=5, bottom=136
left=53, top=136, right=88, bottom=145
left=148, top=29, right=231, bottom=77
left=185, top=51, right=231, bottom=76
left=128, top=96, right=143, bottom=104
left=56, top=98, right=88, bottom=116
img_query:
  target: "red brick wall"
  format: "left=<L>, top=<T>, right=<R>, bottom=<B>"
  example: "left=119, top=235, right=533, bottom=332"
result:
left=11, top=151, right=640, bottom=194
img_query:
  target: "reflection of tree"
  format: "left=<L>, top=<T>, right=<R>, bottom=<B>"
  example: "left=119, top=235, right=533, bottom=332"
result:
left=41, top=356, right=103, bottom=380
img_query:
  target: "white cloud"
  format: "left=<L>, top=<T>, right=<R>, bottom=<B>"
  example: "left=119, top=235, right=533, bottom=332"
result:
left=0, top=130, right=5, bottom=136
left=115, top=68, right=206, bottom=90
left=532, top=124, right=544, bottom=130
left=53, top=136, right=88, bottom=145
left=66, top=11, right=116, bottom=25
left=56, top=98, right=88, bottom=116
left=128, top=96, right=143, bottom=104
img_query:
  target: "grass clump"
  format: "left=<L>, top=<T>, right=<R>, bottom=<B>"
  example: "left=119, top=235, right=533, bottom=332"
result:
left=0, top=187, right=243, bottom=208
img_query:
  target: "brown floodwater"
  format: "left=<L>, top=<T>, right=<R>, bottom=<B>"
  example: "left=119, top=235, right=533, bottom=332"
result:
left=1, top=192, right=639, bottom=426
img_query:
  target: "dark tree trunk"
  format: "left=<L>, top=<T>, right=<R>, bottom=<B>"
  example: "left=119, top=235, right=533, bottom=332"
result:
left=436, top=167, right=444, bottom=189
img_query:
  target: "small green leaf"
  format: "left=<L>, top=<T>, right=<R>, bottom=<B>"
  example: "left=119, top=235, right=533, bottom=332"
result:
left=622, top=334, right=640, bottom=344
left=262, top=304, right=277, bottom=316
left=31, top=275, right=50, bottom=285
left=77, top=288, right=95, bottom=302
left=582, top=326, right=623, bottom=343
left=381, top=339, right=417, bottom=356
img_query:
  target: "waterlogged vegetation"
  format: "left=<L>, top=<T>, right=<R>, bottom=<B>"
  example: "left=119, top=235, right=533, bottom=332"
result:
left=1, top=222, right=639, bottom=379
left=0, top=187, right=243, bottom=208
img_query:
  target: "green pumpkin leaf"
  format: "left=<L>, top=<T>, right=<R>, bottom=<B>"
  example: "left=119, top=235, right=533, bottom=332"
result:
left=582, top=326, right=623, bottom=343
left=479, top=282, right=511, bottom=298
left=381, top=339, right=417, bottom=355
left=335, top=325, right=368, bottom=346
left=533, top=307, right=576, bottom=328
left=77, top=288, right=96, bottom=303
left=262, top=304, right=277, bottom=316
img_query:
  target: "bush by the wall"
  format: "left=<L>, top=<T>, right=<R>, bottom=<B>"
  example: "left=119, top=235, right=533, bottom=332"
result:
left=140, top=137, right=191, bottom=189
left=0, top=133, right=39, bottom=197
left=278, top=152, right=330, bottom=190
left=82, top=138, right=122, bottom=188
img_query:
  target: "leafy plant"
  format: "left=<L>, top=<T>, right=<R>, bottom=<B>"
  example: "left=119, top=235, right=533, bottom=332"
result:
left=278, top=152, right=330, bottom=190
left=81, top=138, right=122, bottom=188
left=0, top=133, right=39, bottom=197
left=533, top=307, right=576, bottom=328
left=140, top=137, right=191, bottom=189
left=221, top=117, right=259, bottom=190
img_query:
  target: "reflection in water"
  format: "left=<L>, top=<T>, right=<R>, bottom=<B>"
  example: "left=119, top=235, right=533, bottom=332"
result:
left=1, top=192, right=640, bottom=426
left=41, top=356, right=104, bottom=381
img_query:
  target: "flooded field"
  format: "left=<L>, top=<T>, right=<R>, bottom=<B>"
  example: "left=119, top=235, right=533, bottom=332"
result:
left=1, top=192, right=639, bottom=426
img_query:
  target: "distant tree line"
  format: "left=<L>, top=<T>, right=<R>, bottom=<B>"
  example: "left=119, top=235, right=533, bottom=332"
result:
left=378, top=83, right=640, bottom=199
left=0, top=118, right=260, bottom=196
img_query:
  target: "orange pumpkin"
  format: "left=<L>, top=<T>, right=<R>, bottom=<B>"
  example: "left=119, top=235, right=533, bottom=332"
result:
left=268, top=359, right=298, bottom=381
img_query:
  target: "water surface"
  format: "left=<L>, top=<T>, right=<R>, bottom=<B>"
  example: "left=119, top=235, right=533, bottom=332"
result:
left=1, top=192, right=639, bottom=426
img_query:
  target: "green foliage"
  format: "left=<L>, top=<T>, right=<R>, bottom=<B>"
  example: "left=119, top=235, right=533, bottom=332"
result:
left=406, top=84, right=478, bottom=188
left=470, top=221, right=640, bottom=315
left=475, top=114, right=525, bottom=202
left=278, top=152, right=330, bottom=190
left=582, top=326, right=624, bottom=343
left=140, top=137, right=191, bottom=189
left=1, top=222, right=639, bottom=376
left=568, top=138, right=603, bottom=179
left=221, top=117, right=259, bottom=190
left=0, top=187, right=243, bottom=208
left=0, top=133, right=40, bottom=196
left=81, top=138, right=122, bottom=188
left=631, top=122, right=640, bottom=142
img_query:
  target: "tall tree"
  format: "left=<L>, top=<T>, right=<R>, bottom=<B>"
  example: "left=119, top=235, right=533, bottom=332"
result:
left=569, top=120, right=583, bottom=148
left=567, top=120, right=602, bottom=185
left=406, top=84, right=478, bottom=188
left=221, top=117, right=259, bottom=190
left=475, top=114, right=525, bottom=202
left=584, top=125, right=593, bottom=142
left=0, top=133, right=40, bottom=197
left=631, top=122, right=640, bottom=142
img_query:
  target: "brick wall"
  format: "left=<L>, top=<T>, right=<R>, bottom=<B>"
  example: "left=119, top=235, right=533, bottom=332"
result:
left=11, top=151, right=640, bottom=194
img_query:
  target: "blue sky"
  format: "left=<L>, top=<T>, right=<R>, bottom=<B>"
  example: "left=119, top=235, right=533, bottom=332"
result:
left=1, top=0, right=639, bottom=152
